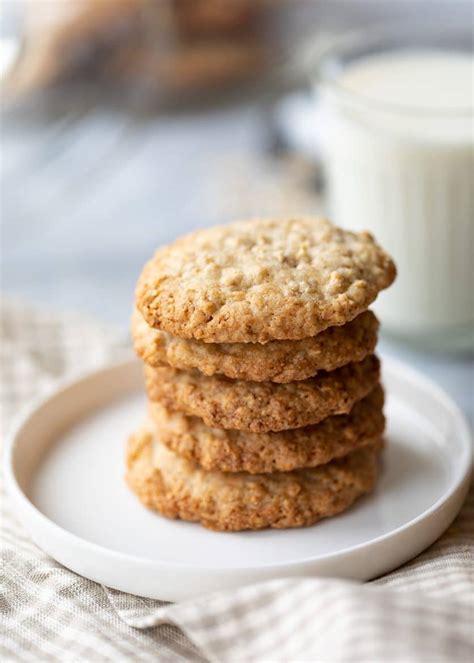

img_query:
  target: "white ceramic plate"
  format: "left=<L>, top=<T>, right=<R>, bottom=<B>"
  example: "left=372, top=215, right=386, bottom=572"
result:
left=4, top=356, right=472, bottom=601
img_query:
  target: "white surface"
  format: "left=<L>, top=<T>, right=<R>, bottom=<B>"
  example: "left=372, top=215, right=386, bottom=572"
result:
left=320, top=48, right=474, bottom=342
left=4, top=357, right=472, bottom=601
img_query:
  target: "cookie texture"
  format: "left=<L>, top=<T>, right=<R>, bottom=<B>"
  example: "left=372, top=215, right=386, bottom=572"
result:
left=136, top=217, right=395, bottom=343
left=126, top=424, right=382, bottom=531
left=132, top=308, right=379, bottom=383
left=148, top=385, right=384, bottom=473
left=145, top=355, right=380, bottom=432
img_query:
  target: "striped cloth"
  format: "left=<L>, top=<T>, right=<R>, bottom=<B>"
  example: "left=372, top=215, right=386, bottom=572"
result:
left=1, top=298, right=473, bottom=662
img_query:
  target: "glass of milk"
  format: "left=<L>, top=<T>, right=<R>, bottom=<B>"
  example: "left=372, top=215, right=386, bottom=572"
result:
left=316, top=25, right=473, bottom=352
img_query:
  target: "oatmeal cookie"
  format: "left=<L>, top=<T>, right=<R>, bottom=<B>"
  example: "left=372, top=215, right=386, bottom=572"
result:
left=126, top=423, right=382, bottom=531
left=145, top=355, right=380, bottom=432
left=136, top=217, right=395, bottom=343
left=132, top=308, right=379, bottom=383
left=148, top=385, right=384, bottom=473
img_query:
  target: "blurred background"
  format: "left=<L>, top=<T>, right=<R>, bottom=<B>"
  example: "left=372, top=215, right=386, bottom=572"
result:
left=1, top=0, right=473, bottom=420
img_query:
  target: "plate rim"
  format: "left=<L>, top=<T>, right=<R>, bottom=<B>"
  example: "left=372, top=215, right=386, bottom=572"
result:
left=3, top=355, right=472, bottom=573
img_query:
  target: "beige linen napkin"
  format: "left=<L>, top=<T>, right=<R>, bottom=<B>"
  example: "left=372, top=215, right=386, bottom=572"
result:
left=1, top=297, right=472, bottom=662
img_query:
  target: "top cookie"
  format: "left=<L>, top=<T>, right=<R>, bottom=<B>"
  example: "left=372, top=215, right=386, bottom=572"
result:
left=136, top=217, right=395, bottom=343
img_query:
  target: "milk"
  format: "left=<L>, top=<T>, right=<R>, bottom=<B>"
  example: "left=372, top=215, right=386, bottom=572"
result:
left=320, top=49, right=474, bottom=349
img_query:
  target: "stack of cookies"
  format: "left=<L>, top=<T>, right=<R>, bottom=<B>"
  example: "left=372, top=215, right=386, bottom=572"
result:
left=128, top=217, right=396, bottom=531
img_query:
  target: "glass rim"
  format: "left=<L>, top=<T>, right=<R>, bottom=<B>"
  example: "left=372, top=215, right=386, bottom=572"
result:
left=316, top=21, right=474, bottom=118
